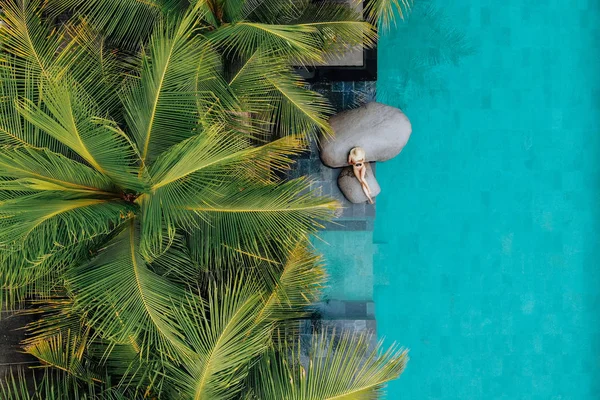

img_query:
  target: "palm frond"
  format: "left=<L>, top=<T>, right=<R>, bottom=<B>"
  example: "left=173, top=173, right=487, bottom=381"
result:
left=61, top=21, right=132, bottom=119
left=0, top=367, right=102, bottom=400
left=122, top=8, right=214, bottom=171
left=24, top=330, right=102, bottom=384
left=0, top=251, right=48, bottom=310
left=247, top=331, right=409, bottom=399
left=364, top=0, right=412, bottom=29
left=0, top=147, right=116, bottom=194
left=207, top=22, right=323, bottom=64
left=258, top=241, right=325, bottom=325
left=0, top=195, right=132, bottom=262
left=24, top=297, right=162, bottom=397
left=45, top=0, right=179, bottom=50
left=266, top=71, right=334, bottom=138
left=17, top=80, right=141, bottom=189
left=229, top=53, right=333, bottom=138
left=162, top=275, right=272, bottom=399
left=139, top=133, right=304, bottom=259
left=0, top=238, right=103, bottom=311
left=0, top=0, right=65, bottom=79
left=292, top=2, right=377, bottom=59
left=149, top=132, right=301, bottom=190
left=180, top=178, right=338, bottom=267
left=68, top=220, right=190, bottom=359
left=0, top=63, right=36, bottom=147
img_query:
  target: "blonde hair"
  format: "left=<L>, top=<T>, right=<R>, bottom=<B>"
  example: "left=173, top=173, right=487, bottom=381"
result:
left=349, top=147, right=366, bottom=163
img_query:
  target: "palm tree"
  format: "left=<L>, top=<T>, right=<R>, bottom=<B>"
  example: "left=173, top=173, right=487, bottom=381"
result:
left=0, top=0, right=409, bottom=398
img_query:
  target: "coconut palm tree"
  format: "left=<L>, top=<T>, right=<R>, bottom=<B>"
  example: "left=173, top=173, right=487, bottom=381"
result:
left=0, top=0, right=409, bottom=398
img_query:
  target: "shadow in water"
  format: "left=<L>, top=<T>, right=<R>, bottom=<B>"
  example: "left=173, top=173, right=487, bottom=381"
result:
left=377, top=1, right=475, bottom=107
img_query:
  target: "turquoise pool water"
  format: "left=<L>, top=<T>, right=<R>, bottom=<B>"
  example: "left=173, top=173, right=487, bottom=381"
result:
left=376, top=1, right=600, bottom=398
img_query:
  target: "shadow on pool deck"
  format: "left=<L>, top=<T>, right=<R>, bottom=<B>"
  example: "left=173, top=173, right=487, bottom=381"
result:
left=0, top=311, right=37, bottom=379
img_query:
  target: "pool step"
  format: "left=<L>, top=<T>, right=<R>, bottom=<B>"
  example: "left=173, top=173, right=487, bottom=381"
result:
left=316, top=300, right=376, bottom=320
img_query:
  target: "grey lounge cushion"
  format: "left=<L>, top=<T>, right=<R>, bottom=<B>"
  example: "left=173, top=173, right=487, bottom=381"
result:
left=320, top=102, right=412, bottom=168
left=337, top=162, right=380, bottom=204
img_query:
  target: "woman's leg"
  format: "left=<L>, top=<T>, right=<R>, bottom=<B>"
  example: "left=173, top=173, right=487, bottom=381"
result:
left=352, top=165, right=361, bottom=180
left=361, top=182, right=374, bottom=204
left=359, top=166, right=373, bottom=195
left=354, top=165, right=373, bottom=203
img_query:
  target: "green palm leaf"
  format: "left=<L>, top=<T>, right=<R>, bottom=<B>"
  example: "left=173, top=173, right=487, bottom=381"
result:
left=247, top=331, right=409, bottom=399
left=208, top=22, right=323, bottom=64
left=24, top=330, right=102, bottom=384
left=0, top=233, right=107, bottom=310
left=45, top=0, right=176, bottom=49
left=365, top=0, right=412, bottom=29
left=163, top=275, right=272, bottom=400
left=181, top=178, right=338, bottom=266
left=17, top=80, right=140, bottom=188
left=24, top=297, right=162, bottom=397
left=140, top=134, right=305, bottom=258
left=0, top=195, right=132, bottom=262
left=0, top=63, right=35, bottom=147
left=292, top=2, right=377, bottom=59
left=0, top=147, right=115, bottom=194
left=149, top=133, right=302, bottom=190
left=61, top=21, right=133, bottom=119
left=0, top=367, right=103, bottom=400
left=0, top=252, right=48, bottom=310
left=68, top=221, right=190, bottom=359
left=229, top=53, right=334, bottom=138
left=122, top=9, right=212, bottom=171
left=266, top=71, right=334, bottom=137
left=0, top=0, right=66, bottom=79
left=257, top=242, right=325, bottom=325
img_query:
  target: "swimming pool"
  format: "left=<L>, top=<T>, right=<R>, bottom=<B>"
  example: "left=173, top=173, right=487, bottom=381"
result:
left=376, top=1, right=600, bottom=398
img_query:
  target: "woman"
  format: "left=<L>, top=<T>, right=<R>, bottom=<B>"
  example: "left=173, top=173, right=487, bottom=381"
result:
left=348, top=147, right=374, bottom=204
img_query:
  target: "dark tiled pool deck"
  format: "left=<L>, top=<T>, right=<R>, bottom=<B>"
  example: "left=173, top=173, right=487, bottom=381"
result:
left=292, top=81, right=381, bottom=335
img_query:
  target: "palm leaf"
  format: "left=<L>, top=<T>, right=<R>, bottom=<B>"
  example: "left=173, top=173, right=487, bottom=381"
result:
left=0, top=195, right=132, bottom=262
left=0, top=0, right=77, bottom=152
left=0, top=0, right=66, bottom=79
left=0, top=367, right=103, bottom=400
left=16, top=80, right=141, bottom=189
left=257, top=241, right=325, bottom=325
left=207, top=22, right=323, bottom=64
left=266, top=71, right=334, bottom=138
left=0, top=251, right=48, bottom=310
left=292, top=2, right=377, bottom=59
left=364, top=0, right=412, bottom=29
left=162, top=275, right=272, bottom=400
left=61, top=21, right=132, bottom=119
left=24, top=297, right=163, bottom=397
left=68, top=220, right=190, bottom=359
left=139, top=134, right=305, bottom=258
left=0, top=147, right=116, bottom=195
left=0, top=235, right=105, bottom=311
left=45, top=0, right=179, bottom=49
left=181, top=178, right=338, bottom=267
left=0, top=62, right=36, bottom=147
left=229, top=53, right=333, bottom=138
left=149, top=132, right=302, bottom=190
left=247, top=331, right=409, bottom=399
left=122, top=8, right=212, bottom=171
left=24, top=330, right=102, bottom=384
